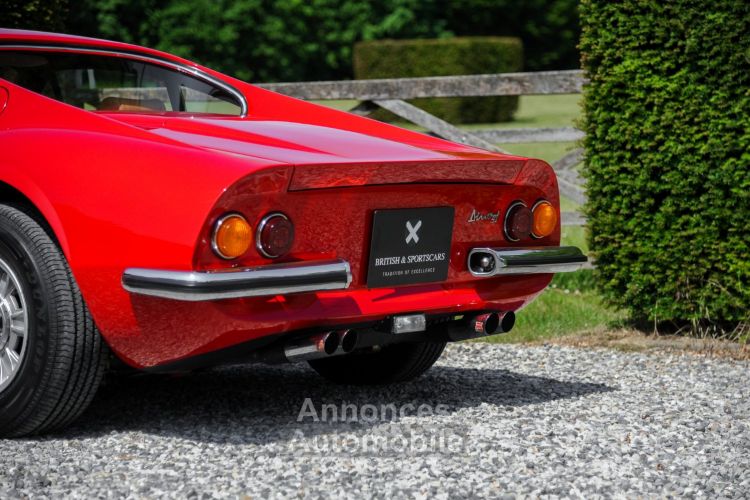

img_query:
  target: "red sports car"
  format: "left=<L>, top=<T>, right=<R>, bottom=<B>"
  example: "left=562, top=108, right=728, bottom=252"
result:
left=0, top=29, right=586, bottom=436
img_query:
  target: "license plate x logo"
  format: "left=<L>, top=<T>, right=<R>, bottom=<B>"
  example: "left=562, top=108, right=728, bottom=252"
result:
left=405, top=220, right=422, bottom=245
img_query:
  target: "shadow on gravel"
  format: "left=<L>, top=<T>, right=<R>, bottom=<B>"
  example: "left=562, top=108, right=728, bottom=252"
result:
left=50, top=361, right=613, bottom=443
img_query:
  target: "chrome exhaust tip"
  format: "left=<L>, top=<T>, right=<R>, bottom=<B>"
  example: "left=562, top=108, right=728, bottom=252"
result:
left=338, top=329, right=358, bottom=354
left=473, top=312, right=500, bottom=335
left=472, top=311, right=515, bottom=336
left=468, top=251, right=496, bottom=276
left=497, top=311, right=515, bottom=333
left=284, top=331, right=340, bottom=362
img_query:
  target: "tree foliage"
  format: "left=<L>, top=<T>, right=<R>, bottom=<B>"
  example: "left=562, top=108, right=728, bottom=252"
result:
left=0, top=0, right=69, bottom=31
left=64, top=0, right=578, bottom=82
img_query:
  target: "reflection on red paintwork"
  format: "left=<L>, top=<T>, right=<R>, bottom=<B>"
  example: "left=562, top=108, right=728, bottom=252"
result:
left=0, top=87, right=8, bottom=115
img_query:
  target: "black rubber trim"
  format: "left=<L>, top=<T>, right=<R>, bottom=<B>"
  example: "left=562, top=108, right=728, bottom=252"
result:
left=0, top=41, right=186, bottom=67
left=502, top=253, right=589, bottom=267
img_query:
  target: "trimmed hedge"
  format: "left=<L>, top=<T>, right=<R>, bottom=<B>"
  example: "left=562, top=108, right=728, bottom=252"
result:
left=354, top=37, right=523, bottom=124
left=580, top=1, right=750, bottom=326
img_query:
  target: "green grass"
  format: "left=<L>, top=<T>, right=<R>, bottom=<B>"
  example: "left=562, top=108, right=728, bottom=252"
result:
left=559, top=196, right=580, bottom=213
left=561, top=225, right=587, bottom=253
left=468, top=94, right=581, bottom=129
left=311, top=99, right=359, bottom=111
left=481, top=289, right=622, bottom=344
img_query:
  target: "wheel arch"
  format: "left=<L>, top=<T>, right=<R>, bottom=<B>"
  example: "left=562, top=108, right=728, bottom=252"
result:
left=0, top=179, right=69, bottom=256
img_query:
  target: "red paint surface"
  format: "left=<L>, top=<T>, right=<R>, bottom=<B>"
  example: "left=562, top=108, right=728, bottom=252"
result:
left=0, top=86, right=8, bottom=115
left=0, top=29, right=562, bottom=368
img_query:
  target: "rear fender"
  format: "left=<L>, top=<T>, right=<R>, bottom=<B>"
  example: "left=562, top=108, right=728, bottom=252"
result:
left=0, top=84, right=280, bottom=340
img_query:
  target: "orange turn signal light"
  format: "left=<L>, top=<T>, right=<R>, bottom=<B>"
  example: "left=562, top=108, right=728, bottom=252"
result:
left=531, top=201, right=557, bottom=238
left=212, top=214, right=252, bottom=259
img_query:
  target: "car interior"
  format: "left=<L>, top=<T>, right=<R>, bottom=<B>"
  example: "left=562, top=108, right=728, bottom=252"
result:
left=0, top=50, right=241, bottom=115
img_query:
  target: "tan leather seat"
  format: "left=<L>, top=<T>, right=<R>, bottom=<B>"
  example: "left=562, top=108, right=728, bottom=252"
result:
left=98, top=97, right=166, bottom=112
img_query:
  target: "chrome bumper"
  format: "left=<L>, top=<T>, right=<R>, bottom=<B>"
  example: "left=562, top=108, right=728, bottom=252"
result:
left=467, top=246, right=588, bottom=277
left=122, top=259, right=352, bottom=301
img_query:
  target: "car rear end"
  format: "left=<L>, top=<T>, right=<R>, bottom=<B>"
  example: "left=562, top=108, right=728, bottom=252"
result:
left=122, top=157, right=586, bottom=370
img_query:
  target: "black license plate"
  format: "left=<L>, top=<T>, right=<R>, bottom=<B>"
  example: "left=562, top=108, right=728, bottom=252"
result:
left=367, top=206, right=454, bottom=288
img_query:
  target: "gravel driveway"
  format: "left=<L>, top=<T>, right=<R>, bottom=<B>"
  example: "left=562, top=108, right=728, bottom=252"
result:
left=1, top=343, right=748, bottom=498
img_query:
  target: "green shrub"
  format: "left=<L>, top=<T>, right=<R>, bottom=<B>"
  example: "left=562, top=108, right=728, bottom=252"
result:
left=580, top=0, right=750, bottom=327
left=0, top=0, right=68, bottom=31
left=67, top=0, right=436, bottom=83
left=354, top=37, right=523, bottom=124
left=67, top=1, right=557, bottom=83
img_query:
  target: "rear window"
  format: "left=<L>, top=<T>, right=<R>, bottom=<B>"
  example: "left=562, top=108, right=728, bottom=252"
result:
left=0, top=50, right=243, bottom=115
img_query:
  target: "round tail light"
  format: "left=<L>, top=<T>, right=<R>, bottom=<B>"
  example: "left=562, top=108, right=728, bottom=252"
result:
left=257, top=213, right=294, bottom=258
left=212, top=214, right=252, bottom=259
left=504, top=202, right=532, bottom=241
left=532, top=200, right=558, bottom=238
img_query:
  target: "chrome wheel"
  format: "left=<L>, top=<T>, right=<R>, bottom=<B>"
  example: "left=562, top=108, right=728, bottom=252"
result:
left=0, top=257, right=28, bottom=393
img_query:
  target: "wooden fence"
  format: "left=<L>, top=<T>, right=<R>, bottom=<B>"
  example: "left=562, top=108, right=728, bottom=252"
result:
left=259, top=70, right=587, bottom=226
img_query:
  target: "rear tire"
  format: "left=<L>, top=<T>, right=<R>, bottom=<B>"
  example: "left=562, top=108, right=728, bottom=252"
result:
left=308, top=341, right=446, bottom=385
left=0, top=204, right=108, bottom=437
